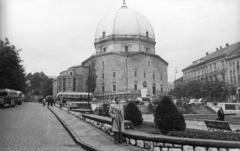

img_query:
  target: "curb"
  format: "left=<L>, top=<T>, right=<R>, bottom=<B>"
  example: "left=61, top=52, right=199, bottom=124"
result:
left=48, top=107, right=100, bottom=151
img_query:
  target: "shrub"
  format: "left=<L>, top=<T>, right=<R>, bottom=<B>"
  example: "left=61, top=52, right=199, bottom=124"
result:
left=167, top=129, right=240, bottom=141
left=154, top=96, right=186, bottom=134
left=125, top=101, right=143, bottom=126
left=97, top=103, right=110, bottom=117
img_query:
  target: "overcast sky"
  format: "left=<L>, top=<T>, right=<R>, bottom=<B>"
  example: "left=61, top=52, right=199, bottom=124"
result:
left=1, top=0, right=240, bottom=82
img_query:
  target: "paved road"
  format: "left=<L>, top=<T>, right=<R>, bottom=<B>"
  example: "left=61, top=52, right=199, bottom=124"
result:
left=0, top=102, right=85, bottom=151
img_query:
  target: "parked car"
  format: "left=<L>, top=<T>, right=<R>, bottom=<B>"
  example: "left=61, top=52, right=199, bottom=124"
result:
left=187, top=99, right=204, bottom=105
left=173, top=99, right=182, bottom=105
left=136, top=97, right=151, bottom=105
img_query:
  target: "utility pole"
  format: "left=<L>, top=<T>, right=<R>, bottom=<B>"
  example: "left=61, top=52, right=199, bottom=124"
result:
left=88, top=64, right=91, bottom=108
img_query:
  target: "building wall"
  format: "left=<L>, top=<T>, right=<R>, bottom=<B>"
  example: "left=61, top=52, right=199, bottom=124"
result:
left=95, top=39, right=155, bottom=55
left=227, top=56, right=240, bottom=87
left=52, top=79, right=58, bottom=98
left=90, top=52, right=168, bottom=99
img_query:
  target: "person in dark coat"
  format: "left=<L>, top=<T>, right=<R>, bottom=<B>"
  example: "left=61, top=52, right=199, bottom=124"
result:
left=217, top=106, right=224, bottom=121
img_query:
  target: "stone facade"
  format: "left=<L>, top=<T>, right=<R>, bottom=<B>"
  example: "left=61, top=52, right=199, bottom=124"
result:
left=182, top=42, right=240, bottom=102
left=53, top=3, right=169, bottom=100
left=81, top=52, right=168, bottom=100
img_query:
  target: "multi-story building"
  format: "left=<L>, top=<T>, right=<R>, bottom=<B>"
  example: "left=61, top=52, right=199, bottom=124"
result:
left=182, top=41, right=240, bottom=101
left=55, top=2, right=169, bottom=101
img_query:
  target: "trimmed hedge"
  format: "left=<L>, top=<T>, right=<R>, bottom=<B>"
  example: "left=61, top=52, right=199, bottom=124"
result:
left=125, top=101, right=143, bottom=126
left=167, top=129, right=240, bottom=141
left=154, top=96, right=186, bottom=134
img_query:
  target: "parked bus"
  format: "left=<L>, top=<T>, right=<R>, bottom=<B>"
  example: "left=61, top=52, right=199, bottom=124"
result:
left=0, top=89, right=24, bottom=107
left=57, top=92, right=93, bottom=110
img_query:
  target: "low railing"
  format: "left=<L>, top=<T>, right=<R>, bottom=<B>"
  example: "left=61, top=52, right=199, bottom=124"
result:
left=70, top=111, right=240, bottom=150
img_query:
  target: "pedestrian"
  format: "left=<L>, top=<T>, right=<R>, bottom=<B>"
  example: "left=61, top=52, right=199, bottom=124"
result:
left=50, top=97, right=53, bottom=107
left=47, top=97, right=50, bottom=107
left=217, top=106, right=225, bottom=121
left=42, top=98, right=46, bottom=107
left=109, top=97, right=125, bottom=144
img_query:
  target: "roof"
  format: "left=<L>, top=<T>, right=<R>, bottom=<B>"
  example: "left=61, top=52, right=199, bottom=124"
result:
left=182, top=41, right=240, bottom=71
left=95, top=4, right=155, bottom=41
left=82, top=51, right=168, bottom=65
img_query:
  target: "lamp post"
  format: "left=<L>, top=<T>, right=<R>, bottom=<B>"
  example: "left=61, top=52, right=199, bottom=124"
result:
left=82, top=65, right=91, bottom=108
left=88, top=64, right=91, bottom=108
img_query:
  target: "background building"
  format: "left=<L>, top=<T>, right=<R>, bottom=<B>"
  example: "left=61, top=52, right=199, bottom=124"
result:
left=54, top=2, right=168, bottom=101
left=182, top=41, right=240, bottom=101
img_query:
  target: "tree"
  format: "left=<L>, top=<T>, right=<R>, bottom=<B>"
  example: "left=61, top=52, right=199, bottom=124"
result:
left=86, top=57, right=97, bottom=94
left=171, top=79, right=234, bottom=102
left=26, top=72, right=53, bottom=97
left=124, top=101, right=143, bottom=126
left=154, top=96, right=186, bottom=134
left=0, top=38, right=26, bottom=92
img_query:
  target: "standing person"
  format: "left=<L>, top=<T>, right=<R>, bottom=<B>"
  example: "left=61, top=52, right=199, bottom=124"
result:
left=50, top=97, right=54, bottom=107
left=42, top=98, right=46, bottom=107
left=53, top=97, right=55, bottom=106
left=47, top=97, right=50, bottom=107
left=109, top=97, right=125, bottom=144
left=217, top=106, right=225, bottom=121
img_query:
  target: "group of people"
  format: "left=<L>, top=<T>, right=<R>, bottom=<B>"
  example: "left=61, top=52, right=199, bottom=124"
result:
left=42, top=97, right=55, bottom=107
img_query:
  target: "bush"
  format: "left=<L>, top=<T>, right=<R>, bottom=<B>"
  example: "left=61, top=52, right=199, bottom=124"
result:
left=125, top=101, right=143, bottom=126
left=167, top=129, right=240, bottom=141
left=97, top=103, right=110, bottom=117
left=154, top=96, right=186, bottom=134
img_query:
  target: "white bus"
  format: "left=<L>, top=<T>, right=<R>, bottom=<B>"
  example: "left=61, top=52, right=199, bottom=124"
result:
left=0, top=89, right=24, bottom=107
left=57, top=92, right=93, bottom=110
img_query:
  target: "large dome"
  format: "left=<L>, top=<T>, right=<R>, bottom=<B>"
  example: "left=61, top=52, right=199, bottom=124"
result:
left=95, top=4, right=155, bottom=41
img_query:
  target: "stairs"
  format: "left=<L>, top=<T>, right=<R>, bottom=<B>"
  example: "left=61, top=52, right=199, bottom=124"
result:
left=177, top=104, right=216, bottom=114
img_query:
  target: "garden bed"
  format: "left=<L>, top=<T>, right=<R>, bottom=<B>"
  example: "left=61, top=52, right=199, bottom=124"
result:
left=134, top=123, right=240, bottom=141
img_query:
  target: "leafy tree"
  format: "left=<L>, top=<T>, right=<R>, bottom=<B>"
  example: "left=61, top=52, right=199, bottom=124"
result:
left=0, top=38, right=26, bottom=92
left=26, top=72, right=53, bottom=97
left=171, top=79, right=234, bottom=102
left=124, top=101, right=143, bottom=126
left=86, top=57, right=97, bottom=94
left=154, top=96, right=186, bottom=134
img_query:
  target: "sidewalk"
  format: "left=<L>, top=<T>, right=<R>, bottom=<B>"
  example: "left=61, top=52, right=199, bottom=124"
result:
left=48, top=106, right=148, bottom=151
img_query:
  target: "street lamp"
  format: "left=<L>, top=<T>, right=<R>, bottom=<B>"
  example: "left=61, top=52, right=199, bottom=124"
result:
left=82, top=65, right=91, bottom=108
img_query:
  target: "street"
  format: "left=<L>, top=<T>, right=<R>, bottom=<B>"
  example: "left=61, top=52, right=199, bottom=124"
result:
left=0, top=102, right=85, bottom=151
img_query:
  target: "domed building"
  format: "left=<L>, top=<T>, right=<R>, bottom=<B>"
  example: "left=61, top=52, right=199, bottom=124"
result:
left=55, top=1, right=168, bottom=101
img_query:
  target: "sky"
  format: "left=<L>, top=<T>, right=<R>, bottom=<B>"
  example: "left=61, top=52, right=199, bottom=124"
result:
left=1, top=0, right=240, bottom=82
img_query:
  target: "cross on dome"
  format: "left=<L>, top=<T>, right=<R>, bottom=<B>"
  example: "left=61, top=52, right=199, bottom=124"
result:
left=121, top=0, right=127, bottom=8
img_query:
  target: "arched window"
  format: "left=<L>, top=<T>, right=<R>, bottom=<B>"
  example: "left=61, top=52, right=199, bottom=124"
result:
left=102, top=30, right=106, bottom=37
left=125, top=45, right=128, bottom=52
left=143, top=81, right=147, bottom=87
left=134, top=70, right=137, bottom=77
left=146, top=31, right=149, bottom=38
left=147, top=57, right=151, bottom=67
left=103, top=47, right=106, bottom=53
left=134, top=84, right=137, bottom=90
left=101, top=83, right=105, bottom=93
left=102, top=61, right=104, bottom=67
